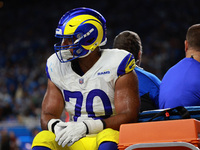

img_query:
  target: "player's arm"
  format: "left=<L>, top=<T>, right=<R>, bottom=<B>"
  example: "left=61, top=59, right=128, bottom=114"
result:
left=41, top=79, right=65, bottom=130
left=41, top=79, right=87, bottom=147
left=103, top=70, right=140, bottom=130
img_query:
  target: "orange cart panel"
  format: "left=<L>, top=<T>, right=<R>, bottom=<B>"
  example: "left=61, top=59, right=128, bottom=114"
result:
left=118, top=119, right=200, bottom=150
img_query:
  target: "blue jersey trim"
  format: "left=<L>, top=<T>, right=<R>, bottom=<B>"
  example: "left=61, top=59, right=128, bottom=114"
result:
left=45, top=65, right=51, bottom=80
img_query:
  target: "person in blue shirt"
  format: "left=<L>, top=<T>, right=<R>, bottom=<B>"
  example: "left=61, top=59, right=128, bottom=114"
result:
left=159, top=24, right=200, bottom=109
left=113, top=30, right=161, bottom=112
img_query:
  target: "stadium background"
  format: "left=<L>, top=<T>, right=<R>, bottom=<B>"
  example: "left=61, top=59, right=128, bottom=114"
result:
left=0, top=0, right=200, bottom=149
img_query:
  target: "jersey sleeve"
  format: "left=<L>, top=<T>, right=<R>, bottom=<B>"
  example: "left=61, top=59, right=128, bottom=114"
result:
left=117, top=53, right=136, bottom=77
left=45, top=64, right=51, bottom=80
left=45, top=53, right=60, bottom=82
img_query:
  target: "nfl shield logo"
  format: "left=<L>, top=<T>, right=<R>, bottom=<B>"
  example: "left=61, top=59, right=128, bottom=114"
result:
left=79, top=78, right=84, bottom=84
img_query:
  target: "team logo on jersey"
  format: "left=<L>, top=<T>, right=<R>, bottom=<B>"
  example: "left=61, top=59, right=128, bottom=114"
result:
left=97, top=71, right=110, bottom=75
left=79, top=78, right=84, bottom=84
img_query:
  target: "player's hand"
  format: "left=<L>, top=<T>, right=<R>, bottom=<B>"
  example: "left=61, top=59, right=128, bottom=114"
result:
left=54, top=121, right=67, bottom=137
left=55, top=121, right=87, bottom=147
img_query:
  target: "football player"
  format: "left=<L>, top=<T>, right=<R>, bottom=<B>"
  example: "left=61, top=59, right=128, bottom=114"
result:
left=31, top=7, right=140, bottom=150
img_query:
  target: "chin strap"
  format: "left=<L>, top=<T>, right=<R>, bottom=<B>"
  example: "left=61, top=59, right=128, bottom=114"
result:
left=79, top=50, right=91, bottom=58
left=99, top=38, right=107, bottom=47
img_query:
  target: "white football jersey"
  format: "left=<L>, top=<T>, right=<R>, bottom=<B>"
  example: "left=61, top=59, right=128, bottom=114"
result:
left=46, top=49, right=135, bottom=122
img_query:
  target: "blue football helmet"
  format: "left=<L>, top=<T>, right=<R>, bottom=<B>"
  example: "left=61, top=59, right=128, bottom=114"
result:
left=54, top=7, right=107, bottom=63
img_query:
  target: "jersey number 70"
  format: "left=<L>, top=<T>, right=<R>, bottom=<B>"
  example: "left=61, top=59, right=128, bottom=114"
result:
left=63, top=89, right=113, bottom=121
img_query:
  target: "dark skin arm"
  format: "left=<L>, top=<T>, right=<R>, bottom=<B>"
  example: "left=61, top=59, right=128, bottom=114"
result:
left=41, top=79, right=65, bottom=130
left=103, top=70, right=140, bottom=131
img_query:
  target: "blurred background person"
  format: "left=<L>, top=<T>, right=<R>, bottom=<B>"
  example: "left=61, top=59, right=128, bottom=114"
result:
left=113, top=30, right=161, bottom=112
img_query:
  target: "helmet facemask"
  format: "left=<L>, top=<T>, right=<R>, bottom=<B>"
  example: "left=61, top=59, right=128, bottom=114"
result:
left=54, top=33, right=90, bottom=63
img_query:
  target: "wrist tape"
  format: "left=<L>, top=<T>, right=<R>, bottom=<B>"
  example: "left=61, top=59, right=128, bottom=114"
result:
left=47, top=119, right=61, bottom=133
left=83, top=119, right=104, bottom=134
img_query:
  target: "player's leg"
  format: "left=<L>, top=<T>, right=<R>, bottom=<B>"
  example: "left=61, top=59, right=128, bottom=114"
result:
left=98, top=141, right=118, bottom=150
left=31, top=130, right=68, bottom=150
left=32, top=146, right=51, bottom=150
left=32, top=129, right=119, bottom=150
left=96, top=128, right=119, bottom=150
left=32, top=130, right=95, bottom=150
left=67, top=129, right=119, bottom=150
